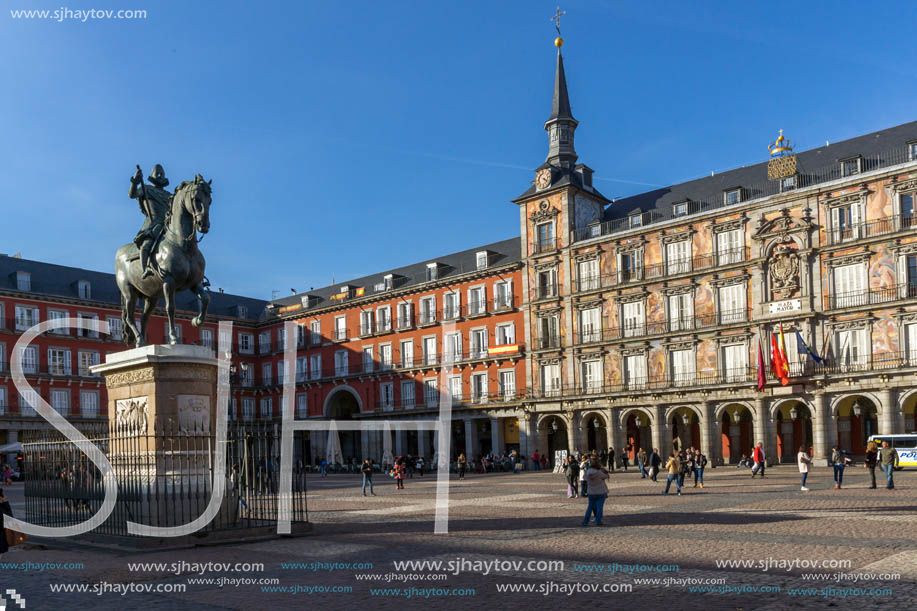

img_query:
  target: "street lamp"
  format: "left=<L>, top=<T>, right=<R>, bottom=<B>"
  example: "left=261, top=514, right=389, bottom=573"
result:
left=635, top=416, right=643, bottom=428
left=731, top=408, right=741, bottom=423
left=682, top=413, right=691, bottom=426
left=852, top=401, right=863, bottom=417
left=789, top=407, right=799, bottom=420
left=551, top=420, right=559, bottom=432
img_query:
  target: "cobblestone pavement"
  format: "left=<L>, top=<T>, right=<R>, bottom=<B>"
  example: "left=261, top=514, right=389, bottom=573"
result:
left=3, top=465, right=917, bottom=610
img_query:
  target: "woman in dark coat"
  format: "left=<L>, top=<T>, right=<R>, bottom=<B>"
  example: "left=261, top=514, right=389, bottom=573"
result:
left=564, top=456, right=580, bottom=498
left=0, top=488, right=13, bottom=556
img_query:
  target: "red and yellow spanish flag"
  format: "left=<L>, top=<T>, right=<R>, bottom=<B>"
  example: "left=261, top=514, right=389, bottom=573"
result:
left=770, top=332, right=789, bottom=386
left=778, top=324, right=790, bottom=378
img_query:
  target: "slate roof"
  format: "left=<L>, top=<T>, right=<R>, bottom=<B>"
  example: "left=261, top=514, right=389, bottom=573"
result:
left=605, top=120, right=917, bottom=223
left=0, top=254, right=268, bottom=322
left=270, top=237, right=521, bottom=312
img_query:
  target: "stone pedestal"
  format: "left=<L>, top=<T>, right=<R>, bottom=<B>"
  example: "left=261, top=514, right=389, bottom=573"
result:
left=92, top=344, right=218, bottom=435
left=90, top=345, right=231, bottom=529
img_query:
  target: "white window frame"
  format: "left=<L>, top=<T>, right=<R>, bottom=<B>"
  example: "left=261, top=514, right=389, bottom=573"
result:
left=577, top=258, right=599, bottom=291
left=80, top=390, right=99, bottom=418
left=362, top=345, right=374, bottom=373
left=15, top=305, right=40, bottom=331
left=397, top=302, right=413, bottom=329
left=242, top=398, right=255, bottom=420
left=200, top=328, right=213, bottom=349
left=540, top=363, right=561, bottom=397
left=47, top=347, right=71, bottom=376
left=422, top=336, right=437, bottom=365
left=443, top=291, right=460, bottom=320
left=467, top=285, right=486, bottom=316
left=260, top=397, right=273, bottom=419
left=376, top=306, right=392, bottom=333
left=334, top=315, right=347, bottom=341
left=495, top=322, right=516, bottom=346
left=579, top=307, right=601, bottom=343
left=360, top=310, right=374, bottom=336
left=580, top=359, right=602, bottom=393
left=400, top=339, right=414, bottom=368
left=448, top=375, right=463, bottom=404
left=494, top=280, right=513, bottom=309
left=310, top=320, right=321, bottom=344
left=77, top=280, right=91, bottom=300
left=835, top=327, right=868, bottom=369
left=722, top=342, right=748, bottom=382
left=832, top=262, right=866, bottom=308
left=379, top=382, right=394, bottom=410
left=498, top=369, right=516, bottom=400
left=50, top=389, right=70, bottom=417
left=665, top=240, right=691, bottom=275
left=420, top=296, right=437, bottom=325
left=476, top=251, right=488, bottom=270
left=423, top=377, right=438, bottom=407
left=624, top=354, right=647, bottom=389
left=830, top=200, right=864, bottom=243
left=334, top=350, right=348, bottom=376
left=309, top=354, right=322, bottom=380
left=471, top=372, right=488, bottom=403
left=716, top=228, right=744, bottom=265
left=78, top=350, right=100, bottom=377
left=239, top=333, right=254, bottom=354
left=718, top=282, right=747, bottom=323
left=668, top=292, right=693, bottom=332
left=296, top=393, right=308, bottom=418
left=622, top=301, right=645, bottom=338
left=379, top=343, right=392, bottom=370
left=444, top=331, right=462, bottom=362
left=670, top=348, right=695, bottom=387
left=401, top=380, right=415, bottom=409
left=48, top=309, right=70, bottom=335
left=469, top=327, right=488, bottom=359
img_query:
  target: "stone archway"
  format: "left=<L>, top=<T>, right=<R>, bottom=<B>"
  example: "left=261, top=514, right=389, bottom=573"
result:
left=772, top=399, right=813, bottom=463
left=717, top=403, right=754, bottom=464
left=620, top=408, right=653, bottom=459
left=581, top=411, right=607, bottom=453
left=324, top=387, right=362, bottom=462
left=832, top=394, right=879, bottom=455
left=900, top=390, right=917, bottom=433
left=667, top=406, right=701, bottom=453
left=538, top=415, right=569, bottom=467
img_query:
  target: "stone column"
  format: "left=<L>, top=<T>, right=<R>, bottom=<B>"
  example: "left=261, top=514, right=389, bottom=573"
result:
left=652, top=405, right=665, bottom=455
left=395, top=427, right=404, bottom=456
left=490, top=417, right=504, bottom=455
left=464, top=419, right=477, bottom=459
left=606, top=408, right=616, bottom=454
left=700, top=401, right=714, bottom=462
left=879, top=388, right=899, bottom=435
left=418, top=424, right=430, bottom=458
left=812, top=392, right=831, bottom=466
left=754, top=397, right=771, bottom=465
left=518, top=413, right=533, bottom=460
left=566, top=413, right=577, bottom=454
left=360, top=430, right=370, bottom=461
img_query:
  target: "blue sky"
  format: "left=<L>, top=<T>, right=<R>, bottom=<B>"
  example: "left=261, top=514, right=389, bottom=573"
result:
left=2, top=0, right=916, bottom=299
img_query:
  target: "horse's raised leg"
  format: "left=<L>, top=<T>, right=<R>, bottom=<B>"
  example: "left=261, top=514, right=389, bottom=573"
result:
left=191, top=284, right=210, bottom=328
left=139, top=294, right=157, bottom=346
left=162, top=275, right=179, bottom=345
left=120, top=283, right=140, bottom=347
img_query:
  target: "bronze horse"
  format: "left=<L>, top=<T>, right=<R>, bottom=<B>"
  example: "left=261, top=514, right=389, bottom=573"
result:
left=115, top=174, right=212, bottom=347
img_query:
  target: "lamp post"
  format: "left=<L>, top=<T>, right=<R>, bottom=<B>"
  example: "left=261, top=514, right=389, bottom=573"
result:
left=852, top=401, right=863, bottom=417
left=790, top=407, right=799, bottom=420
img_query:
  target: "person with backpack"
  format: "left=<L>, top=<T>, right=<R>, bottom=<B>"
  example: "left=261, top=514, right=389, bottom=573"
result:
left=693, top=449, right=707, bottom=488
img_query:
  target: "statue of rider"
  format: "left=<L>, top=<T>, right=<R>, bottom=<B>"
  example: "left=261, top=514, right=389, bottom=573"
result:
left=129, top=164, right=171, bottom=279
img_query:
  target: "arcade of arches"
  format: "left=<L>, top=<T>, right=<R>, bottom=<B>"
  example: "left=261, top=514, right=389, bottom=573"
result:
left=306, top=389, right=915, bottom=467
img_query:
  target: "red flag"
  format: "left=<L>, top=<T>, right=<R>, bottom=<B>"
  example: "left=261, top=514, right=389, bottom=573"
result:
left=770, top=333, right=789, bottom=386
left=778, top=324, right=790, bottom=377
left=756, top=339, right=767, bottom=391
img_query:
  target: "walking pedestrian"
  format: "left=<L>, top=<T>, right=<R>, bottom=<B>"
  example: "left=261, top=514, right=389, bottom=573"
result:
left=750, top=442, right=766, bottom=478
left=798, top=445, right=812, bottom=491
left=361, top=459, right=376, bottom=496
left=693, top=450, right=707, bottom=488
left=581, top=457, right=609, bottom=527
left=621, top=445, right=629, bottom=471
left=831, top=446, right=846, bottom=489
left=320, top=456, right=328, bottom=478
left=532, top=450, right=541, bottom=472
left=649, top=448, right=661, bottom=482
left=864, top=441, right=878, bottom=489
left=607, top=447, right=616, bottom=473
left=879, top=441, right=899, bottom=489
left=637, top=448, right=648, bottom=479
left=677, top=450, right=689, bottom=489
left=579, top=455, right=589, bottom=496
left=416, top=456, right=425, bottom=477
left=457, top=453, right=467, bottom=480
left=662, top=452, right=682, bottom=496
left=564, top=456, right=580, bottom=498
left=394, top=459, right=405, bottom=490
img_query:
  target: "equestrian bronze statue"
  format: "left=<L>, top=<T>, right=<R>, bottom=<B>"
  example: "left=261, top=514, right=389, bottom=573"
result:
left=115, top=164, right=212, bottom=347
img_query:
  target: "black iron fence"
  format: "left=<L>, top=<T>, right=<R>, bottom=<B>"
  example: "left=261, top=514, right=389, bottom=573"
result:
left=22, top=420, right=308, bottom=537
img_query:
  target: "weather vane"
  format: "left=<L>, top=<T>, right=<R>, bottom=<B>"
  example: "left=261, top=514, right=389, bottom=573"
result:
left=551, top=6, right=566, bottom=37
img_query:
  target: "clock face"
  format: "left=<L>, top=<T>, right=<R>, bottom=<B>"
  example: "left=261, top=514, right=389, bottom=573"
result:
left=535, top=168, right=552, bottom=190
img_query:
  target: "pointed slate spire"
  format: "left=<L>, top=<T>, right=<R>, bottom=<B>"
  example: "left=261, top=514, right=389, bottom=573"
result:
left=549, top=50, right=574, bottom=121
left=544, top=48, right=578, bottom=167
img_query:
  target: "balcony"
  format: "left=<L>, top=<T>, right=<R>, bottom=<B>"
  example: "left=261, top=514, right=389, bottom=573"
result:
left=396, top=317, right=414, bottom=331
left=531, top=283, right=560, bottom=301
left=572, top=248, right=751, bottom=292
left=572, top=309, right=751, bottom=343
left=532, top=237, right=556, bottom=255
left=531, top=367, right=760, bottom=398
left=375, top=320, right=392, bottom=334
left=442, top=305, right=461, bottom=321
left=332, top=328, right=349, bottom=342
left=464, top=300, right=488, bottom=318
left=258, top=342, right=271, bottom=355
left=535, top=335, right=561, bottom=350
left=492, top=294, right=515, bottom=312
left=827, top=215, right=916, bottom=246
left=418, top=310, right=438, bottom=327
left=828, top=284, right=916, bottom=310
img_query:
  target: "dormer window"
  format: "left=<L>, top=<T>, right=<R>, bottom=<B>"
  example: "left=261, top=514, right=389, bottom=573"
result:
left=673, top=202, right=689, bottom=217
left=780, top=175, right=797, bottom=192
left=476, top=251, right=488, bottom=270
left=841, top=156, right=861, bottom=177
left=236, top=305, right=248, bottom=319
left=384, top=274, right=393, bottom=291
left=15, top=271, right=30, bottom=292
left=77, top=280, right=91, bottom=300
left=724, top=189, right=742, bottom=205
left=628, top=213, right=642, bottom=228
left=909, top=141, right=917, bottom=161
left=425, top=263, right=438, bottom=282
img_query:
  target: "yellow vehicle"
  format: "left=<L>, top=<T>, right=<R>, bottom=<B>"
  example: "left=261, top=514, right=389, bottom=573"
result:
left=868, top=434, right=917, bottom=469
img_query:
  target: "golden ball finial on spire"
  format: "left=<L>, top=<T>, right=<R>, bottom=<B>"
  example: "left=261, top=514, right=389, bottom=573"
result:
left=555, top=37, right=564, bottom=47
left=768, top=128, right=793, bottom=157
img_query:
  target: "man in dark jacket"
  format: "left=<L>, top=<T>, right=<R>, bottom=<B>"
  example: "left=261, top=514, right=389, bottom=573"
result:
left=361, top=459, right=376, bottom=496
left=649, top=449, right=662, bottom=482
